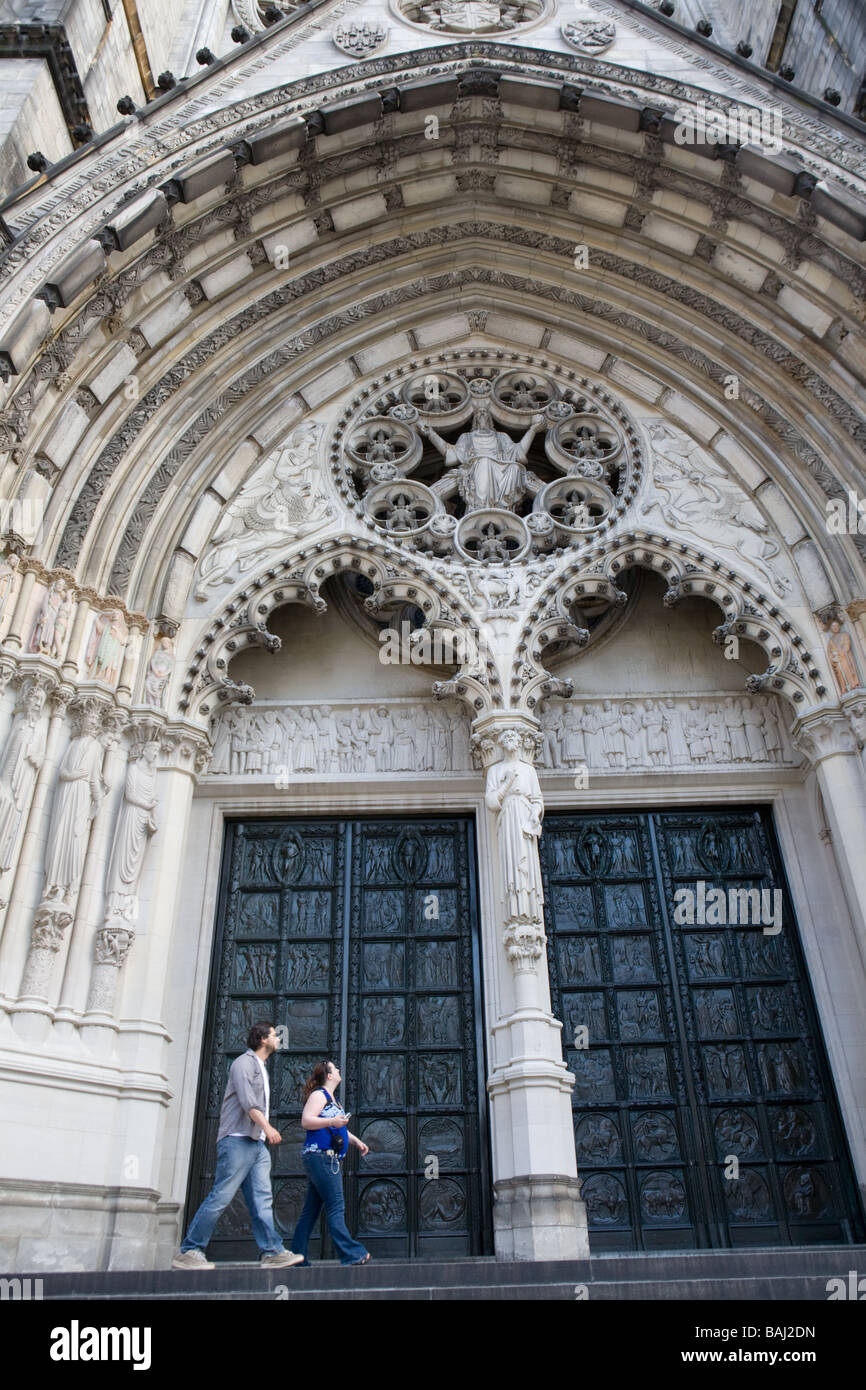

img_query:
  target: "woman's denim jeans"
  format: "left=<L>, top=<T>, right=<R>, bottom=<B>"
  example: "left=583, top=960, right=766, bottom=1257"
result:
left=181, top=1136, right=285, bottom=1256
left=290, top=1151, right=369, bottom=1264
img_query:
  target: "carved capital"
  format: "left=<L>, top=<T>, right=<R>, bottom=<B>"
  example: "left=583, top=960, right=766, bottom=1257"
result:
left=471, top=712, right=543, bottom=768
left=792, top=706, right=858, bottom=764
left=93, top=923, right=135, bottom=967
left=503, top=922, right=546, bottom=971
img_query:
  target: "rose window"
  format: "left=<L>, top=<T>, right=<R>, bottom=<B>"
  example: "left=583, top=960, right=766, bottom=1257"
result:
left=334, top=354, right=641, bottom=564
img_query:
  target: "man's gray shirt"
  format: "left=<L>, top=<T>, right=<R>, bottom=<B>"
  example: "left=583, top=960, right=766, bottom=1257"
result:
left=217, top=1049, right=270, bottom=1142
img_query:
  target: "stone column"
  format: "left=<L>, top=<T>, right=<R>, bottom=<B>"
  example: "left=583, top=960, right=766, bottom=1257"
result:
left=61, top=593, right=93, bottom=680
left=0, top=682, right=71, bottom=1005
left=794, top=702, right=866, bottom=978
left=473, top=711, right=588, bottom=1260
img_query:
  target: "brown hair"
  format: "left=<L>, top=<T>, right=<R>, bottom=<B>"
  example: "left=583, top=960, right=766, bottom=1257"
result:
left=246, top=1020, right=274, bottom=1051
left=302, top=1059, right=334, bottom=1103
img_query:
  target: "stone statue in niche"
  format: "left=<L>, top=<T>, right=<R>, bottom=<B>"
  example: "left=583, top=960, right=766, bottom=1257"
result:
left=144, top=637, right=174, bottom=709
left=825, top=618, right=861, bottom=694
left=0, top=550, right=21, bottom=631
left=0, top=681, right=48, bottom=878
left=42, top=704, right=107, bottom=904
left=194, top=422, right=331, bottom=599
left=86, top=609, right=128, bottom=685
left=420, top=382, right=545, bottom=512
left=643, top=421, right=793, bottom=598
left=103, top=740, right=159, bottom=922
left=484, top=729, right=545, bottom=925
left=30, top=578, right=73, bottom=659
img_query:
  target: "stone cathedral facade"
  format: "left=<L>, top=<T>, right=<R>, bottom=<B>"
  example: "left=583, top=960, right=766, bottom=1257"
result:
left=0, top=0, right=866, bottom=1271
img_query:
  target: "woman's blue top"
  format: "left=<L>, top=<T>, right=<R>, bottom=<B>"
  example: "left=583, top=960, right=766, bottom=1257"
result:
left=303, top=1088, right=349, bottom=1160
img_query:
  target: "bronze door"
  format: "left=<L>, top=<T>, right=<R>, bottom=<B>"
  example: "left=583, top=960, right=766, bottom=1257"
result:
left=187, top=816, right=491, bottom=1260
left=540, top=807, right=865, bottom=1251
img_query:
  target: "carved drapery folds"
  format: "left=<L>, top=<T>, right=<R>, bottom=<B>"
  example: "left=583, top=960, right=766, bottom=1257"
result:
left=86, top=731, right=160, bottom=1015
left=19, top=697, right=121, bottom=999
left=476, top=719, right=547, bottom=971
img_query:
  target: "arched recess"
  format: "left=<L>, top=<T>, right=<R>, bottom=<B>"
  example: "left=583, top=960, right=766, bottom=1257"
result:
left=515, top=529, right=827, bottom=716
left=180, top=533, right=502, bottom=722
left=0, top=53, right=863, bottom=647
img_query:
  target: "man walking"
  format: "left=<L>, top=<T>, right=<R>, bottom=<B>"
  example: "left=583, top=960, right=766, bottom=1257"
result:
left=172, top=1021, right=302, bottom=1270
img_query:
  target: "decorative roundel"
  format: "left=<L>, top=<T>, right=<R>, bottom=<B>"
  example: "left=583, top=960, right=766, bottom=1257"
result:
left=394, top=0, right=548, bottom=36
left=331, top=351, right=643, bottom=564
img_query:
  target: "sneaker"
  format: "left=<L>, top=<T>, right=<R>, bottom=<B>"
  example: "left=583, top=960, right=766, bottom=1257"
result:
left=172, top=1249, right=214, bottom=1270
left=260, top=1250, right=304, bottom=1269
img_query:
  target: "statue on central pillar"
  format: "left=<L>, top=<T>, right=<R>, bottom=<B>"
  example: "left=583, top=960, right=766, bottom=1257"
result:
left=420, top=380, right=545, bottom=512
left=483, top=727, right=547, bottom=969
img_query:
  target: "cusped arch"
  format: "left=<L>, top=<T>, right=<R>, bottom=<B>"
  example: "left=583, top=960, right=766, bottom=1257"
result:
left=515, top=530, right=827, bottom=714
left=180, top=533, right=502, bottom=721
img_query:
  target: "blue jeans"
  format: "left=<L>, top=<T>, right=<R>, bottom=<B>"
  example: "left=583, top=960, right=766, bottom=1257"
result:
left=181, top=1136, right=286, bottom=1256
left=291, top=1151, right=369, bottom=1265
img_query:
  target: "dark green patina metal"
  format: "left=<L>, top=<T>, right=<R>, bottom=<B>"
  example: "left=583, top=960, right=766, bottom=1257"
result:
left=540, top=807, right=865, bottom=1250
left=188, top=816, right=492, bottom=1260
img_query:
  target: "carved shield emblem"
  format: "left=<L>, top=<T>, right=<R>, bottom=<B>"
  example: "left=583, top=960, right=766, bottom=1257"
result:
left=440, top=0, right=502, bottom=31
left=562, top=18, right=617, bottom=54
left=333, top=19, right=388, bottom=58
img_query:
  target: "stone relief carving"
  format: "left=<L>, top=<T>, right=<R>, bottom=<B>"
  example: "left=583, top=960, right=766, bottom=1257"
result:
left=334, top=18, right=388, bottom=57
left=29, top=579, right=74, bottom=660
left=205, top=700, right=472, bottom=777
left=87, top=738, right=160, bottom=1014
left=41, top=702, right=108, bottom=906
left=85, top=609, right=129, bottom=685
left=344, top=364, right=631, bottom=563
left=195, top=422, right=332, bottom=600
left=144, top=637, right=175, bottom=709
left=540, top=695, right=796, bottom=772
left=0, top=680, right=48, bottom=885
left=824, top=618, right=862, bottom=694
left=562, top=16, right=617, bottom=54
left=0, top=551, right=21, bottom=635
left=203, top=695, right=795, bottom=778
left=231, top=0, right=300, bottom=33
left=641, top=422, right=794, bottom=599
left=485, top=728, right=545, bottom=963
left=395, top=0, right=545, bottom=33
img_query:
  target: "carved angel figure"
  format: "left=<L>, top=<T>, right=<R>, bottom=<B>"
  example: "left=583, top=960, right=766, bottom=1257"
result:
left=194, top=421, right=331, bottom=597
left=644, top=422, right=793, bottom=597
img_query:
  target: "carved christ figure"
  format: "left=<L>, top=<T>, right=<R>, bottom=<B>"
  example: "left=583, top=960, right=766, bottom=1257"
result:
left=484, top=730, right=545, bottom=924
left=421, top=400, right=545, bottom=512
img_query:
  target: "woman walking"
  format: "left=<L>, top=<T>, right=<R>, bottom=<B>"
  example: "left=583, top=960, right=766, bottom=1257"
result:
left=290, top=1060, right=371, bottom=1265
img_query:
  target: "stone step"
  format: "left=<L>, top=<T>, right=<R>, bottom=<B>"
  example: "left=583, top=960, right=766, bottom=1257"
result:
left=26, top=1245, right=866, bottom=1301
